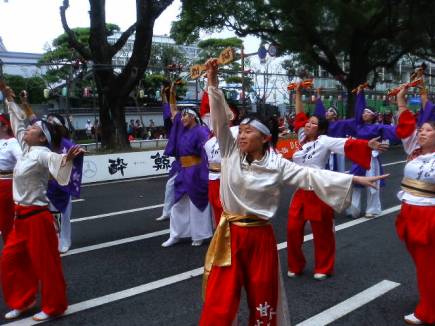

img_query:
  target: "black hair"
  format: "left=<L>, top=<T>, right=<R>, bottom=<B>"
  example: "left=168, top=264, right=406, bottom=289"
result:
left=40, top=120, right=63, bottom=152
left=0, top=113, right=13, bottom=136
left=47, top=113, right=70, bottom=139
left=312, top=114, right=329, bottom=136
left=241, top=112, right=279, bottom=149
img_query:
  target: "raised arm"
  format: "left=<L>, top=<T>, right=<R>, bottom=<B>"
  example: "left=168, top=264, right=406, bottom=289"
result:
left=3, top=87, right=29, bottom=153
left=395, top=86, right=419, bottom=154
left=169, top=82, right=178, bottom=119
left=206, top=58, right=236, bottom=158
left=354, top=88, right=366, bottom=125
left=313, top=88, right=326, bottom=118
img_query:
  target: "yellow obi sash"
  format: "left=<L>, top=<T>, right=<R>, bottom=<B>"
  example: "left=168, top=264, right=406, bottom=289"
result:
left=202, top=211, right=269, bottom=299
left=401, top=177, right=435, bottom=198
left=208, top=163, right=221, bottom=172
left=180, top=155, right=201, bottom=168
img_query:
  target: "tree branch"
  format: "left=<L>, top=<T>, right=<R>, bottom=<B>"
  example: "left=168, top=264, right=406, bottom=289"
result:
left=110, top=23, right=137, bottom=57
left=152, top=0, right=174, bottom=18
left=59, top=0, right=91, bottom=60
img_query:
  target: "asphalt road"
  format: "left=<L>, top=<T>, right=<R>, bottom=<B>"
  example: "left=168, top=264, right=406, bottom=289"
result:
left=0, top=146, right=421, bottom=326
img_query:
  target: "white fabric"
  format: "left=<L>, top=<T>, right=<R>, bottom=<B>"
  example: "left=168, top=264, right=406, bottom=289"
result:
left=162, top=174, right=176, bottom=217
left=240, top=118, right=271, bottom=136
left=169, top=195, right=212, bottom=241
left=0, top=138, right=22, bottom=172
left=204, top=126, right=239, bottom=180
left=293, top=131, right=348, bottom=169
left=397, top=130, right=435, bottom=205
left=7, top=99, right=73, bottom=206
left=347, top=156, right=382, bottom=217
left=208, top=86, right=354, bottom=219
left=34, top=121, right=52, bottom=145
left=49, top=197, right=72, bottom=250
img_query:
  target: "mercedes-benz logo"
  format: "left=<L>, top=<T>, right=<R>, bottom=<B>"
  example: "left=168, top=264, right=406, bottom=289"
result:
left=83, top=160, right=97, bottom=178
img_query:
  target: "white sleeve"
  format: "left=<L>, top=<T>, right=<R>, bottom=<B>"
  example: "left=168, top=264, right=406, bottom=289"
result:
left=401, top=130, right=419, bottom=155
left=208, top=86, right=237, bottom=157
left=281, top=158, right=353, bottom=212
left=37, top=151, right=73, bottom=186
left=320, top=135, right=347, bottom=155
left=10, top=140, right=23, bottom=162
left=5, top=99, right=29, bottom=153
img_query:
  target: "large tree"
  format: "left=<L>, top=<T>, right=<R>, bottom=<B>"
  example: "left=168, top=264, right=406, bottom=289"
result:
left=60, top=0, right=173, bottom=149
left=172, top=0, right=434, bottom=111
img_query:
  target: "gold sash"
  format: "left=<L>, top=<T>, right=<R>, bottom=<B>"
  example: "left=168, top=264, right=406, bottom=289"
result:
left=208, top=163, right=221, bottom=172
left=180, top=155, right=201, bottom=168
left=202, top=211, right=269, bottom=300
left=401, top=177, right=435, bottom=198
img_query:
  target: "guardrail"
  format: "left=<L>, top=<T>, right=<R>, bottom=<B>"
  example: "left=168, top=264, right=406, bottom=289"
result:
left=81, top=139, right=168, bottom=152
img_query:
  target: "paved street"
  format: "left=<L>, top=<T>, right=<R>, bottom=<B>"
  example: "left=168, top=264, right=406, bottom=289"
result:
left=0, top=147, right=420, bottom=326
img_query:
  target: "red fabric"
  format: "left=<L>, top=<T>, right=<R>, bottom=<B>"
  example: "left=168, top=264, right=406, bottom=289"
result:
left=0, top=179, right=14, bottom=244
left=396, top=110, right=416, bottom=139
left=200, top=224, right=279, bottom=326
left=199, top=91, right=210, bottom=118
left=1, top=205, right=67, bottom=316
left=293, top=112, right=309, bottom=133
left=287, top=189, right=335, bottom=274
left=0, top=114, right=11, bottom=129
left=344, top=138, right=371, bottom=170
left=208, top=179, right=223, bottom=228
left=396, top=203, right=435, bottom=323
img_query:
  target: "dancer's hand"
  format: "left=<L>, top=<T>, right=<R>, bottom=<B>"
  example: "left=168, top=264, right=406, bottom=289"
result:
left=352, top=174, right=389, bottom=189
left=205, top=58, right=219, bottom=88
left=65, top=145, right=85, bottom=162
left=368, top=137, right=389, bottom=153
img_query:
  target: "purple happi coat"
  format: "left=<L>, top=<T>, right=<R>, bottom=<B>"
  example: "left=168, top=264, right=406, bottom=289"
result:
left=314, top=98, right=355, bottom=138
left=417, top=100, right=435, bottom=126
left=47, top=138, right=84, bottom=212
left=164, top=112, right=183, bottom=178
left=350, top=92, right=399, bottom=185
left=173, top=124, right=210, bottom=211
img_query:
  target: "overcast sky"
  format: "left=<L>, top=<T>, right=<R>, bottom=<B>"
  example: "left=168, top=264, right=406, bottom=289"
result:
left=0, top=0, right=260, bottom=53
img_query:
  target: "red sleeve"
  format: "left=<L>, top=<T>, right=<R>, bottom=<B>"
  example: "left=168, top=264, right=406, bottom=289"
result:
left=199, top=91, right=210, bottom=117
left=294, top=112, right=308, bottom=133
left=344, top=138, right=371, bottom=170
left=396, top=110, right=416, bottom=139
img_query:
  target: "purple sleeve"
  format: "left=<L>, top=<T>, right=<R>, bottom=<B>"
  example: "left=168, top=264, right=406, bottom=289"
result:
left=164, top=112, right=182, bottom=157
left=417, top=100, right=435, bottom=126
left=314, top=98, right=326, bottom=118
left=355, top=91, right=366, bottom=126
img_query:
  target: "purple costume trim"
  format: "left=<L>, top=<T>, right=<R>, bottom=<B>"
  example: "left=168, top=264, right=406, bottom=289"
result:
left=47, top=138, right=84, bottom=212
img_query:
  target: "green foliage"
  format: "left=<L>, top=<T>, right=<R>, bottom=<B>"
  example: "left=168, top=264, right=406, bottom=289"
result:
left=172, top=0, right=434, bottom=89
left=39, top=24, right=120, bottom=85
left=148, top=43, right=188, bottom=76
left=3, top=74, right=46, bottom=104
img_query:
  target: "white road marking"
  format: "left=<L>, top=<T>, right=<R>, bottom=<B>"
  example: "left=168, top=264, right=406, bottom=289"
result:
left=72, top=199, right=85, bottom=203
left=4, top=205, right=401, bottom=325
left=382, top=160, right=406, bottom=167
left=61, top=229, right=170, bottom=257
left=295, top=280, right=400, bottom=326
left=71, top=204, right=164, bottom=223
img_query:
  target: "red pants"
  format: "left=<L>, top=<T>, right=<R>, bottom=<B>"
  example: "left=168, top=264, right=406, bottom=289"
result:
left=0, top=179, right=14, bottom=244
left=287, top=189, right=335, bottom=274
left=1, top=205, right=67, bottom=315
left=200, top=224, right=279, bottom=326
left=208, top=179, right=223, bottom=227
left=396, top=202, right=435, bottom=324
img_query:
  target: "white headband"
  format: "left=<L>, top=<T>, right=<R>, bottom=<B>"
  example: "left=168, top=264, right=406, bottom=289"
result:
left=327, top=107, right=337, bottom=115
left=50, top=116, right=63, bottom=126
left=364, top=108, right=376, bottom=115
left=241, top=118, right=271, bottom=136
left=34, top=121, right=52, bottom=145
left=182, top=108, right=198, bottom=117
